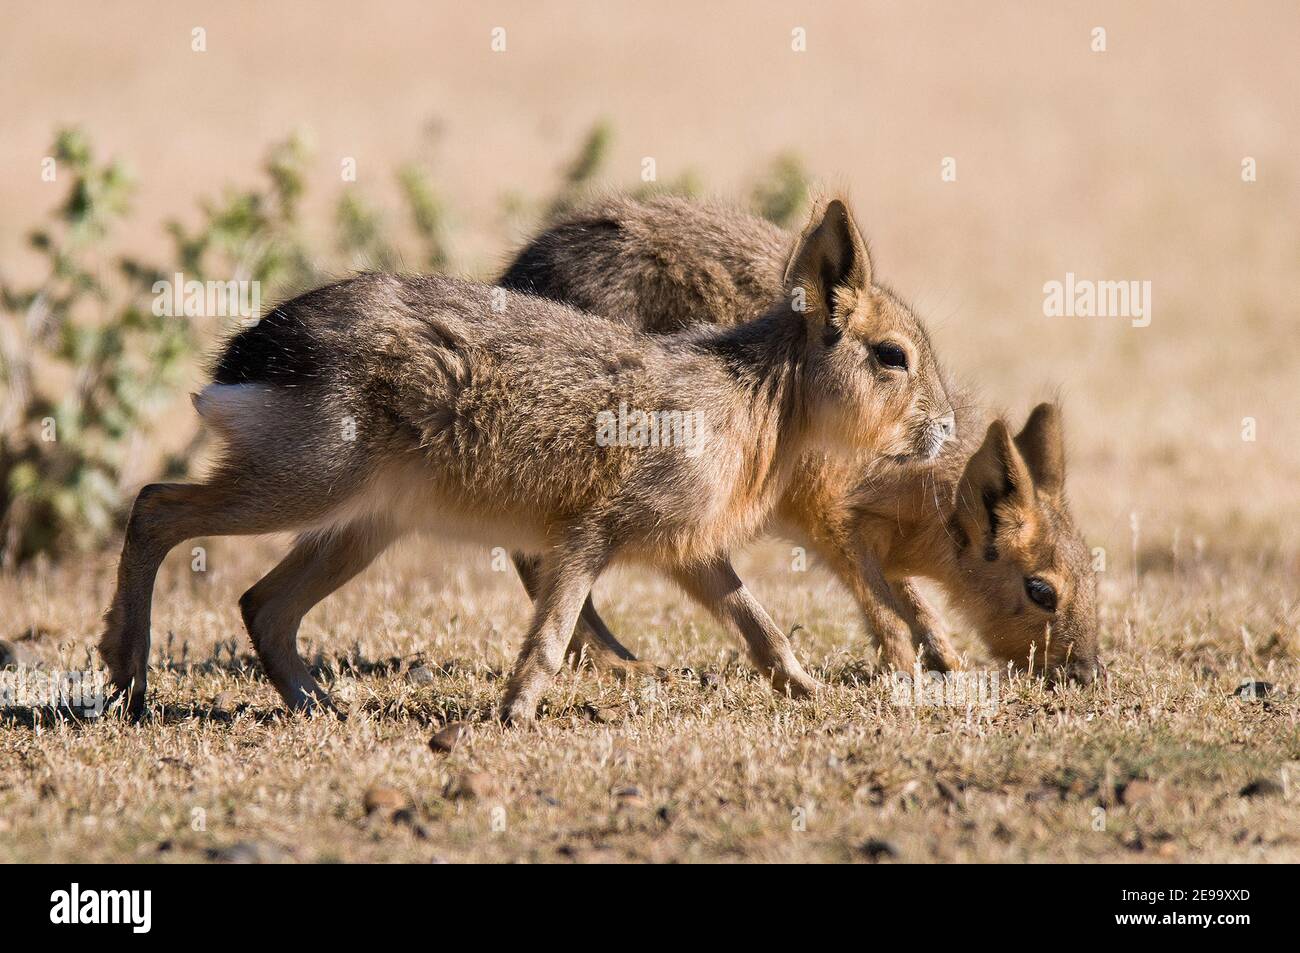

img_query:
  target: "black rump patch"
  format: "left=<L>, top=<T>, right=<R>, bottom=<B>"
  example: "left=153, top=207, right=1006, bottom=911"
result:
left=498, top=218, right=620, bottom=303
left=211, top=306, right=322, bottom=385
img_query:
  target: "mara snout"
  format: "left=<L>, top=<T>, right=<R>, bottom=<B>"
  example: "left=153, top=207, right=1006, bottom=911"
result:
left=100, top=199, right=955, bottom=720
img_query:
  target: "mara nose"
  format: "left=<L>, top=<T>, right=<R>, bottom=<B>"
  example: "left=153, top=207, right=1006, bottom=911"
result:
left=934, top=412, right=956, bottom=440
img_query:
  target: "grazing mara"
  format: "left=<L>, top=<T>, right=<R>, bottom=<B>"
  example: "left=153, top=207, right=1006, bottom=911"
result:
left=501, top=195, right=1100, bottom=682
left=100, top=200, right=956, bottom=720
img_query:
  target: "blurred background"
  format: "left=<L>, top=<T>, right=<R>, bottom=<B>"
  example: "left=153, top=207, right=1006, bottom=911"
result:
left=2, top=0, right=1297, bottom=576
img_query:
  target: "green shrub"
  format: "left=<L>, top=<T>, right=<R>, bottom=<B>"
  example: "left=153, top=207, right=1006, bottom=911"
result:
left=750, top=151, right=810, bottom=227
left=0, top=131, right=319, bottom=567
left=0, top=131, right=190, bottom=567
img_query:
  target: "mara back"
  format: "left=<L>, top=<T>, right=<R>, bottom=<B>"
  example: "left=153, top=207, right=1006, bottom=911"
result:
left=501, top=194, right=789, bottom=333
left=205, top=272, right=803, bottom=562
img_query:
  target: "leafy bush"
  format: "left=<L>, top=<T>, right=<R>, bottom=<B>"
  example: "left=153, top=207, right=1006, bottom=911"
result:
left=0, top=131, right=316, bottom=567
left=750, top=152, right=810, bottom=227
left=0, top=131, right=190, bottom=567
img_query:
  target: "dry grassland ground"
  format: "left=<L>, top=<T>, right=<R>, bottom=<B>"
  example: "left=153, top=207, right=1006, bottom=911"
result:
left=1, top=2, right=1298, bottom=862
left=0, top=539, right=1296, bottom=863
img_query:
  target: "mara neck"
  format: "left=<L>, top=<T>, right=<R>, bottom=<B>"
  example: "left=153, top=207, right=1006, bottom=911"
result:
left=687, top=305, right=812, bottom=438
left=686, top=307, right=815, bottom=507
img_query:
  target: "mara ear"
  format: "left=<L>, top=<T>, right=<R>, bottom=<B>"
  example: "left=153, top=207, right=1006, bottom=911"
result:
left=1014, top=402, right=1065, bottom=496
left=954, top=419, right=1034, bottom=558
left=782, top=198, right=872, bottom=338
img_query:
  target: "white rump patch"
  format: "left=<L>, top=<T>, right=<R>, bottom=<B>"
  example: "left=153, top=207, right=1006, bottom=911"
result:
left=191, top=383, right=279, bottom=440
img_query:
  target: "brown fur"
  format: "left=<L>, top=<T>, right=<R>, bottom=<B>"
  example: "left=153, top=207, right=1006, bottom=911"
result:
left=100, top=199, right=956, bottom=719
left=500, top=195, right=1101, bottom=682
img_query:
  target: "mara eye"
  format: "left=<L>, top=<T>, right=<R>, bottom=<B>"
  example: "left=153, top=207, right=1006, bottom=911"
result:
left=872, top=342, right=909, bottom=371
left=1024, top=577, right=1058, bottom=613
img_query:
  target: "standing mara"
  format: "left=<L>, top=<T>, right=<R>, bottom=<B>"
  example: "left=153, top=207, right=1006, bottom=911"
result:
left=101, top=199, right=957, bottom=719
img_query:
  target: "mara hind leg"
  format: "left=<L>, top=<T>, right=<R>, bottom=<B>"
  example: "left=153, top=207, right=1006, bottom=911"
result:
left=501, top=537, right=610, bottom=724
left=512, top=552, right=653, bottom=676
left=569, top=598, right=664, bottom=678
left=240, top=520, right=399, bottom=711
left=669, top=556, right=820, bottom=698
left=101, top=480, right=327, bottom=717
left=890, top=578, right=962, bottom=673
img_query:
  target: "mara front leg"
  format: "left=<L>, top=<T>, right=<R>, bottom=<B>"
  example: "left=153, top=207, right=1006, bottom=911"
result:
left=510, top=551, right=652, bottom=676
left=818, top=538, right=920, bottom=673
left=890, top=578, right=962, bottom=673
left=670, top=556, right=820, bottom=698
left=500, top=540, right=610, bottom=723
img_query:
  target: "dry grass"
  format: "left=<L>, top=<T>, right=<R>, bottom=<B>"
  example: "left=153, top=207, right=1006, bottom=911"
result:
left=1, top=538, right=1296, bottom=863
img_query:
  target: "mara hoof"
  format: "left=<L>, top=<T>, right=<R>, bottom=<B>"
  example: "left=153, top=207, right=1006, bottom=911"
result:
left=774, top=671, right=821, bottom=700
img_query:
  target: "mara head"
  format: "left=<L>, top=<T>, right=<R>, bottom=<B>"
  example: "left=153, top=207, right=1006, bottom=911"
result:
left=949, top=403, right=1101, bottom=684
left=783, top=199, right=954, bottom=462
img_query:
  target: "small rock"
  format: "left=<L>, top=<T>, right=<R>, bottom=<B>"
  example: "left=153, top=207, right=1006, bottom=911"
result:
left=447, top=772, right=496, bottom=801
left=363, top=785, right=409, bottom=817
left=406, top=665, right=435, bottom=686
left=1231, top=681, right=1274, bottom=700
left=587, top=705, right=620, bottom=724
left=428, top=722, right=466, bottom=754
left=208, top=840, right=289, bottom=864
left=1025, top=785, right=1059, bottom=804
left=211, top=691, right=236, bottom=716
left=613, top=785, right=645, bottom=809
left=859, top=838, right=898, bottom=862
left=1239, top=778, right=1284, bottom=799
left=1119, top=779, right=1160, bottom=806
